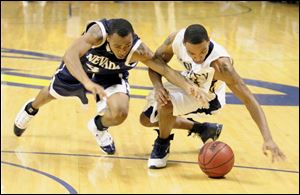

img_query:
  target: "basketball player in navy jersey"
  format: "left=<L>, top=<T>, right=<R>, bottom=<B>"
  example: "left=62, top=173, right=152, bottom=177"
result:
left=139, top=24, right=286, bottom=168
left=13, top=18, right=211, bottom=155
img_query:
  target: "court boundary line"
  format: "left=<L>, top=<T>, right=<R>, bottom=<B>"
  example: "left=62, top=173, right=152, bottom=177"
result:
left=1, top=150, right=298, bottom=174
left=1, top=160, right=78, bottom=194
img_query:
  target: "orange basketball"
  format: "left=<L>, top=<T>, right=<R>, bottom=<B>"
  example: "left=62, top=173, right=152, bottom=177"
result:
left=198, top=141, right=234, bottom=178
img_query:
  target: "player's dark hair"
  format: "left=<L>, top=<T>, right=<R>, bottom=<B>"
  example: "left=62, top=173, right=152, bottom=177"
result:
left=183, top=24, right=209, bottom=44
left=108, top=18, right=134, bottom=37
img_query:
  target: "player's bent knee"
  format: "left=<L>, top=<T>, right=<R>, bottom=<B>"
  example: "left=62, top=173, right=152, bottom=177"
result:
left=112, top=108, right=128, bottom=123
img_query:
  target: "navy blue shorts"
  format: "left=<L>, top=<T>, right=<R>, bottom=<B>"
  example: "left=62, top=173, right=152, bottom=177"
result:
left=49, top=63, right=130, bottom=105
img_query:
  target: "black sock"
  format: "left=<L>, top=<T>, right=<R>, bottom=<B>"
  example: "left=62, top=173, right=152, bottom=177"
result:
left=94, top=115, right=108, bottom=131
left=156, top=132, right=174, bottom=144
left=157, top=137, right=170, bottom=144
left=25, top=102, right=39, bottom=115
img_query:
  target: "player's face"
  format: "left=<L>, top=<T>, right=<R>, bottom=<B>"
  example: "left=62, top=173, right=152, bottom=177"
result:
left=107, top=33, right=133, bottom=59
left=184, top=40, right=210, bottom=64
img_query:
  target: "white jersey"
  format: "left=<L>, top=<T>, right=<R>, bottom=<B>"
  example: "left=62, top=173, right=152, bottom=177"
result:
left=143, top=29, right=232, bottom=121
left=172, top=29, right=231, bottom=98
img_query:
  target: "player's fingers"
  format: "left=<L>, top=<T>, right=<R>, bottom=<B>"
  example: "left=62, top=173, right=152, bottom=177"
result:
left=155, top=94, right=163, bottom=104
left=279, top=150, right=286, bottom=161
left=155, top=95, right=160, bottom=103
left=159, top=93, right=168, bottom=104
left=275, top=149, right=286, bottom=161
left=156, top=94, right=166, bottom=106
left=195, top=92, right=202, bottom=101
left=91, top=89, right=97, bottom=101
left=200, top=92, right=209, bottom=102
left=160, top=89, right=168, bottom=97
left=271, top=153, right=275, bottom=163
left=165, top=89, right=170, bottom=97
left=262, top=145, right=268, bottom=156
left=196, top=93, right=201, bottom=100
left=276, top=153, right=283, bottom=162
left=198, top=94, right=208, bottom=106
left=203, top=93, right=210, bottom=101
left=96, top=87, right=107, bottom=100
left=162, top=91, right=170, bottom=101
left=205, top=92, right=214, bottom=100
left=157, top=96, right=164, bottom=105
left=203, top=101, right=209, bottom=109
left=280, top=153, right=287, bottom=161
left=270, top=148, right=277, bottom=163
left=189, top=87, right=195, bottom=96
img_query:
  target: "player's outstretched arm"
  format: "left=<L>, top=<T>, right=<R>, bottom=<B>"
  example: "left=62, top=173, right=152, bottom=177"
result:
left=213, top=57, right=286, bottom=162
left=131, top=42, right=209, bottom=105
left=148, top=32, right=177, bottom=105
left=148, top=32, right=178, bottom=89
left=63, top=23, right=107, bottom=100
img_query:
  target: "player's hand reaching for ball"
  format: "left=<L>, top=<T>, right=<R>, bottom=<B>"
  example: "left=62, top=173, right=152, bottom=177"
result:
left=187, top=84, right=212, bottom=108
left=262, top=139, right=286, bottom=163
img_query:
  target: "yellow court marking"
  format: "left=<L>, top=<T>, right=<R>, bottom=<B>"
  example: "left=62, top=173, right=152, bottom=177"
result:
left=130, top=88, right=151, bottom=96
left=1, top=74, right=150, bottom=96
left=1, top=73, right=287, bottom=96
left=1, top=74, right=50, bottom=87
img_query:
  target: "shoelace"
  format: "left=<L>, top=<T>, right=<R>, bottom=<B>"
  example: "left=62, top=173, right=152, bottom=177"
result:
left=16, top=111, right=33, bottom=129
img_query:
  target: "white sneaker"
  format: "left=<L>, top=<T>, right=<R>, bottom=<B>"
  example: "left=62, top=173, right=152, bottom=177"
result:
left=88, top=119, right=115, bottom=154
left=148, top=153, right=169, bottom=169
left=14, top=99, right=37, bottom=136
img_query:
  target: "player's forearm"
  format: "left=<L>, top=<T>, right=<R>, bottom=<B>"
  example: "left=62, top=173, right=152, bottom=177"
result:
left=163, top=65, right=192, bottom=91
left=244, top=99, right=273, bottom=142
left=149, top=51, right=172, bottom=89
left=143, top=56, right=191, bottom=91
left=148, top=68, right=163, bottom=89
left=63, top=51, right=91, bottom=86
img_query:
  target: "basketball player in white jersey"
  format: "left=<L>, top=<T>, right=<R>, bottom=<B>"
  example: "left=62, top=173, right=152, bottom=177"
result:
left=13, top=19, right=209, bottom=155
left=139, top=24, right=286, bottom=168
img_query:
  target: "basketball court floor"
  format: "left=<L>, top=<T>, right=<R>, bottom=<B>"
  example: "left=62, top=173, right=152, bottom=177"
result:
left=1, top=1, right=299, bottom=193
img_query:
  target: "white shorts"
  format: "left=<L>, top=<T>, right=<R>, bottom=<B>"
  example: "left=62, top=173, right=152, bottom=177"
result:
left=143, top=82, right=226, bottom=123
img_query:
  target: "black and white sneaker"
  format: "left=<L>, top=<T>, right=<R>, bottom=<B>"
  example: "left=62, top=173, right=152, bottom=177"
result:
left=88, top=118, right=115, bottom=155
left=148, top=132, right=174, bottom=169
left=187, top=118, right=223, bottom=143
left=14, top=99, right=38, bottom=137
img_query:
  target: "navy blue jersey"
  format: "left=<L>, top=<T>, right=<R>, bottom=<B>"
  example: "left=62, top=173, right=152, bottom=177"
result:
left=79, top=18, right=141, bottom=76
